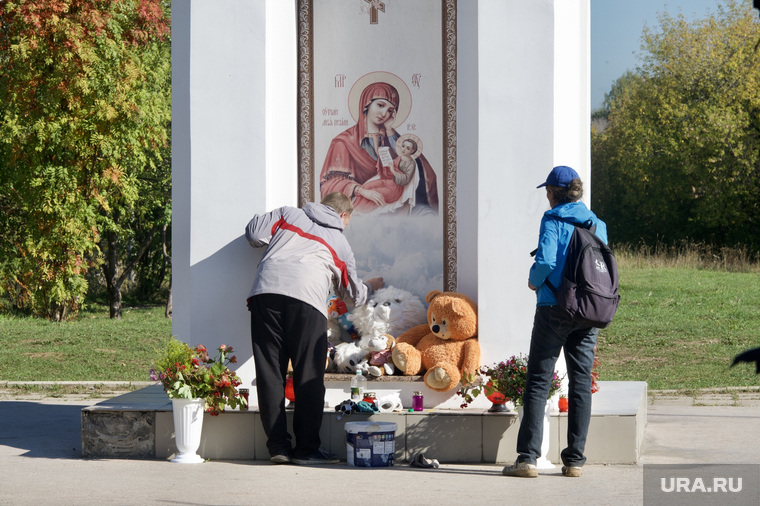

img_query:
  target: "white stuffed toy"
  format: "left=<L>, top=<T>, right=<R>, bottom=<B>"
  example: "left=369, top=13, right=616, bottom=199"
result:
left=361, top=335, right=396, bottom=377
left=352, top=286, right=428, bottom=339
left=331, top=286, right=427, bottom=375
left=332, top=333, right=394, bottom=374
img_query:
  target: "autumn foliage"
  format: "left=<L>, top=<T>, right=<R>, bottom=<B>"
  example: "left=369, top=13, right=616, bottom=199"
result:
left=591, top=0, right=760, bottom=253
left=0, top=1, right=171, bottom=320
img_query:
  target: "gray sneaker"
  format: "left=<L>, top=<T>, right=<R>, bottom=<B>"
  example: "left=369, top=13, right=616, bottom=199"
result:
left=562, top=465, right=583, bottom=477
left=291, top=449, right=340, bottom=465
left=502, top=460, right=538, bottom=478
left=269, top=454, right=291, bottom=465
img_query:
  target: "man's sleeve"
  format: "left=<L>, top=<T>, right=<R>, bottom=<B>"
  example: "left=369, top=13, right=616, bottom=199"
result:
left=529, top=218, right=559, bottom=288
left=335, top=248, right=371, bottom=307
left=245, top=208, right=283, bottom=248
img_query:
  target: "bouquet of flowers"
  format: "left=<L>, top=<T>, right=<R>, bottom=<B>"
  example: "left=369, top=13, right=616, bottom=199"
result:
left=151, top=337, right=247, bottom=415
left=458, top=353, right=563, bottom=408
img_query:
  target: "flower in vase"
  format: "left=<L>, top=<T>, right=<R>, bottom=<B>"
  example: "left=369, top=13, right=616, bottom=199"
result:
left=458, top=353, right=564, bottom=408
left=151, top=336, right=247, bottom=415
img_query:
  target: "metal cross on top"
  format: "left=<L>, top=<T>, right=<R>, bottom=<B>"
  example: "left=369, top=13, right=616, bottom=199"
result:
left=364, top=0, right=385, bottom=25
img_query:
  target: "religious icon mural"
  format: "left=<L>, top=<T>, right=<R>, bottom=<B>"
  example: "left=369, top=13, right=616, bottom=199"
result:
left=298, top=0, right=457, bottom=297
left=319, top=72, right=439, bottom=217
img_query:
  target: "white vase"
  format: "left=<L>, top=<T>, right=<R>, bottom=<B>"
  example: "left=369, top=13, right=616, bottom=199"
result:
left=516, top=401, right=555, bottom=469
left=171, top=398, right=205, bottom=464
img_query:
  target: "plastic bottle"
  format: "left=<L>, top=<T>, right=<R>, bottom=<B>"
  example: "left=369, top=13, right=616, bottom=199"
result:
left=350, top=370, right=367, bottom=401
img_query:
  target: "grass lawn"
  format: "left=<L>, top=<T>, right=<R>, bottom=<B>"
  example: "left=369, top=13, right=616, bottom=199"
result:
left=0, top=304, right=171, bottom=382
left=597, top=266, right=760, bottom=390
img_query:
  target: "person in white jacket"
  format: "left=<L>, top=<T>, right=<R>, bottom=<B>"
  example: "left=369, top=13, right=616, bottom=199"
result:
left=246, top=192, right=384, bottom=465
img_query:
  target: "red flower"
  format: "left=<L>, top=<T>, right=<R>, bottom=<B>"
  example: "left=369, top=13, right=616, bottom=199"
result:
left=152, top=338, right=247, bottom=416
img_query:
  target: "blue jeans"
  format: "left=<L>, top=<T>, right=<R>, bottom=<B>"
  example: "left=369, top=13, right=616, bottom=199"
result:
left=516, top=305, right=598, bottom=467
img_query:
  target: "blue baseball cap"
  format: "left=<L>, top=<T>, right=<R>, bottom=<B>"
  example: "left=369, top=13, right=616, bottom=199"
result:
left=537, top=165, right=580, bottom=188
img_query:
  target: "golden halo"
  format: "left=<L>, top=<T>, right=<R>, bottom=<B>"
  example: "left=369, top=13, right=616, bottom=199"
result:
left=348, top=71, right=412, bottom=128
left=396, top=133, right=423, bottom=159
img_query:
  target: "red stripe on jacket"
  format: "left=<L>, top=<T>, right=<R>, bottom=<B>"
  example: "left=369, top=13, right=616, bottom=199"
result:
left=271, top=218, right=350, bottom=288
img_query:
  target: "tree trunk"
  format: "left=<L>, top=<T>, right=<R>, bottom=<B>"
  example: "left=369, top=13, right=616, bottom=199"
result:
left=51, top=303, right=68, bottom=322
left=165, top=273, right=173, bottom=318
left=102, top=220, right=161, bottom=319
left=109, top=282, right=123, bottom=319
left=162, top=224, right=172, bottom=319
left=103, top=229, right=123, bottom=319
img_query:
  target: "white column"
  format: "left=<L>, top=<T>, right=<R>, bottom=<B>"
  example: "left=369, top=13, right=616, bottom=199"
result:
left=172, top=0, right=273, bottom=385
left=477, top=0, right=555, bottom=361
left=477, top=0, right=590, bottom=364
left=554, top=0, right=591, bottom=200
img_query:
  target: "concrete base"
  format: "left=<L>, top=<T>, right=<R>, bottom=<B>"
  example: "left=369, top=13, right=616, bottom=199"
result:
left=81, top=380, right=647, bottom=464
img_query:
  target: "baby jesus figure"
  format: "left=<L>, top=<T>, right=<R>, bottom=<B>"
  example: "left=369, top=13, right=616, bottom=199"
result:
left=352, top=134, right=422, bottom=215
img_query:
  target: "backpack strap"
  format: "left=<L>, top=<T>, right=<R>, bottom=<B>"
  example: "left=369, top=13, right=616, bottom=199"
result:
left=544, top=277, right=559, bottom=296
left=551, top=215, right=596, bottom=234
left=541, top=216, right=596, bottom=295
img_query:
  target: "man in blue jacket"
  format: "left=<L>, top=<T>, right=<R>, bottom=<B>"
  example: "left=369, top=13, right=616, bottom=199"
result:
left=246, top=192, right=384, bottom=465
left=503, top=165, right=607, bottom=478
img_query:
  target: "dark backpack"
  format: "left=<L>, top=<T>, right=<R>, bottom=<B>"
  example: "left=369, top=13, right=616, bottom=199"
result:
left=544, top=217, right=620, bottom=328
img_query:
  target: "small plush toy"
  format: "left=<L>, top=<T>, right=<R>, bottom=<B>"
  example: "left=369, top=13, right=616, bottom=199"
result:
left=327, top=295, right=348, bottom=319
left=326, top=295, right=357, bottom=347
left=333, top=333, right=394, bottom=374
left=338, top=313, right=359, bottom=341
left=392, top=290, right=480, bottom=392
left=362, top=335, right=396, bottom=377
left=333, top=286, right=428, bottom=374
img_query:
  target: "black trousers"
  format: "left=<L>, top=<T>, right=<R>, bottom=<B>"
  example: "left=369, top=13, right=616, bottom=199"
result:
left=248, top=293, right=328, bottom=458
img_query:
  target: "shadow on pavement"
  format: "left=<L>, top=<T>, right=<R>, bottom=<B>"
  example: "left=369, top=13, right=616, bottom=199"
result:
left=0, top=401, right=86, bottom=459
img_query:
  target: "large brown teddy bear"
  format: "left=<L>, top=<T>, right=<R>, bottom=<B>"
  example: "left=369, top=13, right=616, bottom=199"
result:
left=391, top=290, right=480, bottom=392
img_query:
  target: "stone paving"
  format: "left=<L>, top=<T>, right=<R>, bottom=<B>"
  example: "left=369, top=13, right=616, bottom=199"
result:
left=0, top=381, right=152, bottom=402
left=648, top=387, right=760, bottom=408
left=1, top=384, right=759, bottom=505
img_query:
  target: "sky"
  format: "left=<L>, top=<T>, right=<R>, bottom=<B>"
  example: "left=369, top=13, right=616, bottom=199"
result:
left=591, top=0, right=731, bottom=110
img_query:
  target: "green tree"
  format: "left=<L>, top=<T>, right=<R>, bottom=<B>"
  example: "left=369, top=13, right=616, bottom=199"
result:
left=591, top=0, right=760, bottom=251
left=591, top=70, right=640, bottom=134
left=0, top=0, right=171, bottom=320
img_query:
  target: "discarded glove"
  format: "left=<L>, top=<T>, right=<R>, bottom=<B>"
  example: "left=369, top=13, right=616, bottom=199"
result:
left=409, top=452, right=439, bottom=469
left=335, top=399, right=379, bottom=420
left=335, top=400, right=357, bottom=420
